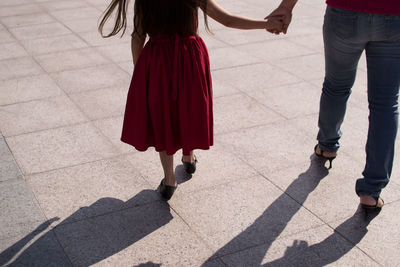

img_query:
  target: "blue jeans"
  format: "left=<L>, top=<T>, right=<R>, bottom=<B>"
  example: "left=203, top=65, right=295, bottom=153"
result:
left=318, top=6, right=400, bottom=197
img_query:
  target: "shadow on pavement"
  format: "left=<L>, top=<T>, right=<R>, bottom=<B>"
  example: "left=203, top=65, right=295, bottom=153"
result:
left=0, top=190, right=168, bottom=267
left=263, top=210, right=380, bottom=266
left=201, top=155, right=339, bottom=265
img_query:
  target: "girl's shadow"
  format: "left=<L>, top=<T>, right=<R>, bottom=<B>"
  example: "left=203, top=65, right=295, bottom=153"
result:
left=0, top=190, right=168, bottom=267
left=175, top=164, right=193, bottom=184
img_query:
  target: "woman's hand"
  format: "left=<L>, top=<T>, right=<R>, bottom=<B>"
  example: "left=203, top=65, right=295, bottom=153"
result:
left=265, top=16, right=285, bottom=34
left=265, top=1, right=296, bottom=34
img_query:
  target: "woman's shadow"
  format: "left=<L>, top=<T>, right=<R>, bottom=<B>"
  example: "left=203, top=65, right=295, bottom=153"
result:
left=201, top=155, right=378, bottom=266
left=263, top=210, right=379, bottom=266
left=0, top=189, right=168, bottom=267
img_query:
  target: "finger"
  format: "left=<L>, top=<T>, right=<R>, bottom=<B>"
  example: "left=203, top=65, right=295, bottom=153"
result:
left=282, top=24, right=288, bottom=33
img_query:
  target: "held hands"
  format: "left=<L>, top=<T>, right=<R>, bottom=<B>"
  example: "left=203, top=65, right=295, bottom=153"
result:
left=265, top=16, right=285, bottom=34
left=265, top=5, right=294, bottom=34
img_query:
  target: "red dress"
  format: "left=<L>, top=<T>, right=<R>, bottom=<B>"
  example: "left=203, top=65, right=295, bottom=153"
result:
left=121, top=34, right=213, bottom=155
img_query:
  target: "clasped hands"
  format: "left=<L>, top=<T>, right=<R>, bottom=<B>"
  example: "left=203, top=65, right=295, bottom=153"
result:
left=264, top=6, right=293, bottom=34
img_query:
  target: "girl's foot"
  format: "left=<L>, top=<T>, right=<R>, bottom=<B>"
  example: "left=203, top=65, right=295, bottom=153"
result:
left=164, top=175, right=177, bottom=187
left=182, top=151, right=197, bottom=175
left=360, top=196, right=384, bottom=209
left=182, top=152, right=195, bottom=163
left=159, top=178, right=177, bottom=200
left=182, top=155, right=197, bottom=175
left=158, top=151, right=176, bottom=186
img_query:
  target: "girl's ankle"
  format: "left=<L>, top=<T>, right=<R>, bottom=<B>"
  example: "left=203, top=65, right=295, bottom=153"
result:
left=182, top=154, right=194, bottom=163
left=164, top=176, right=176, bottom=186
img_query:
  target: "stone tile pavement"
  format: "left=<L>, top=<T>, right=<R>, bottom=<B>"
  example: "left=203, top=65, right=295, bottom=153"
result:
left=1, top=0, right=400, bottom=266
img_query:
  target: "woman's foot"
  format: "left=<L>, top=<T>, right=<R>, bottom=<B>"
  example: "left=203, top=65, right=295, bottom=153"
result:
left=314, top=145, right=337, bottom=158
left=360, top=196, right=384, bottom=209
left=314, top=144, right=337, bottom=169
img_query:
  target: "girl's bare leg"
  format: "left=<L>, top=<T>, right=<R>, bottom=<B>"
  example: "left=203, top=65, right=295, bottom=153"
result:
left=159, top=151, right=176, bottom=186
left=182, top=150, right=195, bottom=163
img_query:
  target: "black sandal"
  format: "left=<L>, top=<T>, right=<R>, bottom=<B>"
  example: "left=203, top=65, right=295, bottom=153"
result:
left=181, top=155, right=198, bottom=174
left=159, top=178, right=177, bottom=200
left=360, top=196, right=384, bottom=211
left=314, top=144, right=336, bottom=169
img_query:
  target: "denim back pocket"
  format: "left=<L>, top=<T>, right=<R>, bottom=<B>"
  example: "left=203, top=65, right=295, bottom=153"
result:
left=328, top=7, right=358, bottom=39
left=385, top=15, right=400, bottom=41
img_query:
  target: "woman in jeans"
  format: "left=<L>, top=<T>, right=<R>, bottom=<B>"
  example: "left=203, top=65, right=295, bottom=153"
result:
left=267, top=0, right=400, bottom=210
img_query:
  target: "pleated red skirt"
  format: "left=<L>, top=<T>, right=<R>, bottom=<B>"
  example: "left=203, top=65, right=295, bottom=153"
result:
left=121, top=35, right=213, bottom=155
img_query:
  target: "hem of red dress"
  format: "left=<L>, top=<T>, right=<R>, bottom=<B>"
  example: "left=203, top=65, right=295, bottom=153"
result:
left=121, top=138, right=213, bottom=155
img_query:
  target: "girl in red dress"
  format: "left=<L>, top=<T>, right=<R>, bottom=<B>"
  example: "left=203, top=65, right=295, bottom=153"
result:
left=99, top=0, right=283, bottom=200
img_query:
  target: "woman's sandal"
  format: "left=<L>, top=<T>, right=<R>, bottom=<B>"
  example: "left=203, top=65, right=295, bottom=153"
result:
left=159, top=178, right=177, bottom=200
left=360, top=196, right=384, bottom=211
left=314, top=144, right=336, bottom=169
left=182, top=155, right=198, bottom=174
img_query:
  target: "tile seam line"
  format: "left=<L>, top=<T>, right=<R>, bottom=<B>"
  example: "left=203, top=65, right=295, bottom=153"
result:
left=5, top=20, right=71, bottom=31
left=174, top=173, right=263, bottom=197
left=0, top=6, right=73, bottom=109
left=21, top=151, right=134, bottom=178
left=0, top=56, right=115, bottom=82
left=168, top=172, right=323, bottom=262
left=47, top=8, right=136, bottom=78
left=3, top=118, right=97, bottom=139
left=249, top=51, right=322, bottom=66
left=0, top=6, right=47, bottom=19
left=0, top=2, right=51, bottom=9
left=0, top=10, right=53, bottom=23
left=214, top=118, right=288, bottom=137
left=1, top=133, right=25, bottom=181
left=213, top=222, right=329, bottom=261
left=240, top=156, right=385, bottom=266
left=226, top=160, right=378, bottom=262
left=285, top=35, right=324, bottom=51
left=236, top=88, right=291, bottom=120
left=22, top=175, right=75, bottom=267
left=1, top=23, right=126, bottom=158
left=167, top=204, right=222, bottom=261
left=214, top=112, right=313, bottom=137
left=0, top=68, right=124, bottom=105
left=324, top=218, right=384, bottom=266
left=235, top=155, right=329, bottom=223
left=3, top=133, right=75, bottom=265
left=211, top=61, right=266, bottom=72
left=154, top=175, right=277, bottom=262
left=267, top=54, right=325, bottom=84
left=47, top=199, right=166, bottom=229
left=3, top=115, right=127, bottom=160
left=0, top=176, right=23, bottom=184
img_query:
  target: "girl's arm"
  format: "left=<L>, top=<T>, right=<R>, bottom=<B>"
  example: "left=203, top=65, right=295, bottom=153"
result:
left=131, top=2, right=146, bottom=66
left=204, top=0, right=282, bottom=31
left=131, top=33, right=145, bottom=65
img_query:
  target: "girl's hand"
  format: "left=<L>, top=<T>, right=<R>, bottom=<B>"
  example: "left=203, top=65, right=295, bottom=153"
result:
left=265, top=16, right=285, bottom=35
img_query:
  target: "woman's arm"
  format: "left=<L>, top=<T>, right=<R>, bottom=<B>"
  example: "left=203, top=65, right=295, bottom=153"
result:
left=131, top=33, right=146, bottom=65
left=204, top=0, right=282, bottom=31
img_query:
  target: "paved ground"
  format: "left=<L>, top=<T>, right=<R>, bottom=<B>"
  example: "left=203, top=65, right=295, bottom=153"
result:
left=1, top=0, right=400, bottom=266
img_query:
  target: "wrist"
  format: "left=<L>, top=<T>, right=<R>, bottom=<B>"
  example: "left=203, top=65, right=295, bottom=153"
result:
left=279, top=0, right=297, bottom=10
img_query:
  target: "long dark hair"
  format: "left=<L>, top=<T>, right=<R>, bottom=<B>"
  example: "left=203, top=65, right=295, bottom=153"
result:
left=98, top=0, right=210, bottom=38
